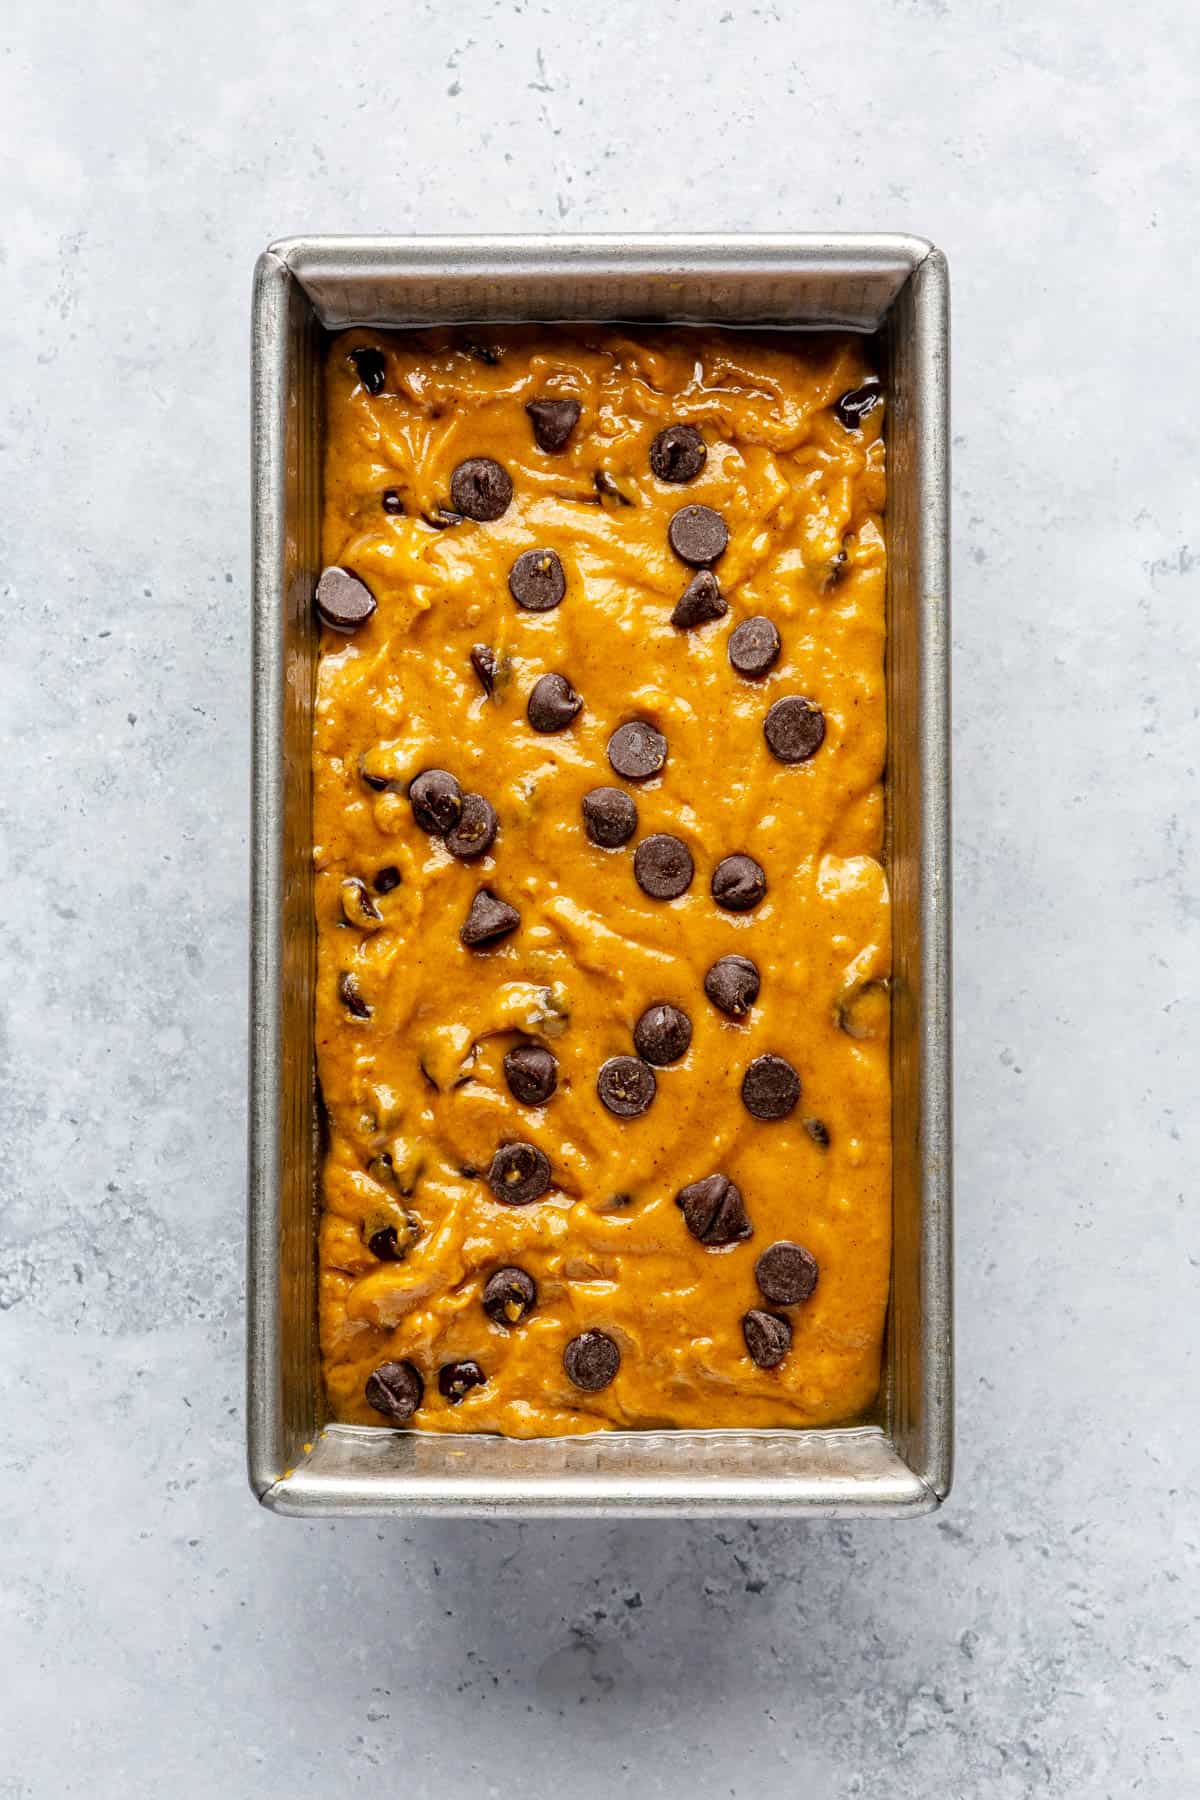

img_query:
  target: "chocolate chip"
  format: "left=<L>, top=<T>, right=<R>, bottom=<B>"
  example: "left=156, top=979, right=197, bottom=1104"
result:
left=359, top=757, right=394, bottom=793
left=364, top=1359, right=423, bottom=1422
left=408, top=768, right=463, bottom=835
left=374, top=865, right=401, bottom=894
left=367, top=1219, right=419, bottom=1262
left=470, top=644, right=498, bottom=697
left=755, top=1241, right=819, bottom=1306
left=504, top=1042, right=558, bottom=1106
left=633, top=1003, right=692, bottom=1066
left=486, top=1141, right=552, bottom=1205
left=650, top=424, right=707, bottom=483
left=482, top=1266, right=537, bottom=1326
left=438, top=1360, right=487, bottom=1403
left=349, top=347, right=386, bottom=395
left=597, top=1055, right=656, bottom=1118
left=594, top=469, right=634, bottom=505
left=742, top=1053, right=801, bottom=1121
left=337, top=971, right=371, bottom=1019
left=804, top=1117, right=830, bottom=1149
left=728, top=615, right=781, bottom=678
left=340, top=877, right=384, bottom=930
left=315, top=565, right=376, bottom=633
left=445, top=793, right=498, bottom=861
left=608, top=720, right=667, bottom=781
left=582, top=786, right=638, bottom=848
left=527, top=672, right=582, bottom=733
left=464, top=339, right=502, bottom=365
left=703, top=954, right=760, bottom=1018
left=634, top=834, right=694, bottom=900
left=764, top=696, right=826, bottom=764
left=367, top=1225, right=400, bottom=1261
left=563, top=1329, right=621, bottom=1392
left=676, top=1173, right=752, bottom=1247
left=450, top=457, right=513, bottom=522
left=712, top=854, right=767, bottom=913
left=742, top=1310, right=792, bottom=1369
left=668, top=504, right=729, bottom=567
left=671, top=569, right=728, bottom=630
left=461, top=888, right=520, bottom=949
left=423, top=505, right=463, bottom=530
left=833, top=378, right=883, bottom=430
left=527, top=397, right=581, bottom=453
left=381, top=487, right=405, bottom=515
left=509, top=547, right=566, bottom=612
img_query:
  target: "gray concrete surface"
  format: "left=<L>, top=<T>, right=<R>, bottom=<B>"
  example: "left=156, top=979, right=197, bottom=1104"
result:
left=2, top=2, right=1197, bottom=1794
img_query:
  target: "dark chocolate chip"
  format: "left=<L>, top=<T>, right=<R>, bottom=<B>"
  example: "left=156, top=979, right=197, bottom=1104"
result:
left=367, top=1218, right=419, bottom=1263
left=833, top=378, right=883, bottom=431
left=461, top=888, right=520, bottom=949
left=367, top=1225, right=401, bottom=1261
left=381, top=487, right=405, bottom=515
left=337, top=971, right=371, bottom=1019
left=742, top=1309, right=792, bottom=1369
left=634, top=834, right=694, bottom=900
left=608, top=719, right=667, bottom=781
left=464, top=339, right=502, bottom=365
left=527, top=397, right=581, bottom=453
left=504, top=1042, right=558, bottom=1106
left=755, top=1241, right=820, bottom=1306
left=486, top=1141, right=552, bottom=1205
left=470, top=643, right=498, bottom=697
left=349, top=347, right=386, bottom=395
left=729, top=615, right=781, bottom=678
left=423, top=505, right=464, bottom=530
left=671, top=569, right=728, bottom=630
left=408, top=768, right=463, bottom=835
left=373, top=865, right=401, bottom=894
left=364, top=1359, right=423, bottom=1422
left=764, top=695, right=826, bottom=764
left=650, top=423, right=707, bottom=484
left=594, top=469, right=634, bottom=505
left=582, top=786, right=638, bottom=848
left=597, top=1055, right=657, bottom=1118
left=676, top=1173, right=752, bottom=1247
left=315, top=565, right=377, bottom=633
left=340, top=877, right=383, bottom=930
left=527, top=672, right=582, bottom=733
left=359, top=757, right=394, bottom=793
left=450, top=457, right=513, bottom=522
left=633, top=1003, right=692, bottom=1066
left=563, top=1329, right=621, bottom=1392
left=712, top=854, right=767, bottom=913
left=509, top=547, right=566, bottom=612
left=742, top=1053, right=801, bottom=1121
left=703, top=954, right=760, bottom=1018
left=445, top=793, right=499, bottom=861
left=804, top=1117, right=830, bottom=1149
left=668, top=504, right=729, bottom=567
left=482, top=1266, right=537, bottom=1326
left=438, top=1360, right=487, bottom=1403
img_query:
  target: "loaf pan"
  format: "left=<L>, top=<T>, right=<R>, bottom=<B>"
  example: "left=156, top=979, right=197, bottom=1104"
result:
left=248, top=234, right=952, bottom=1516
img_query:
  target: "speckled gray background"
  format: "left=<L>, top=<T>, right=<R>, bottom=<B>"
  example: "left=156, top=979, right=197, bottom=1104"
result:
left=2, top=2, right=1197, bottom=1794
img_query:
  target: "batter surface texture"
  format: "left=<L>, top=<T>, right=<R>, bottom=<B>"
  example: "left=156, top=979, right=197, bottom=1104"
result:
left=314, top=326, right=890, bottom=1437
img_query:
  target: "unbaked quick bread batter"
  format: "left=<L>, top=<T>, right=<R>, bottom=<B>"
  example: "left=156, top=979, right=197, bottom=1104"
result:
left=313, top=326, right=890, bottom=1438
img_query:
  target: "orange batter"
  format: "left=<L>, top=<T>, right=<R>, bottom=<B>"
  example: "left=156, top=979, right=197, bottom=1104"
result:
left=314, top=326, right=890, bottom=1437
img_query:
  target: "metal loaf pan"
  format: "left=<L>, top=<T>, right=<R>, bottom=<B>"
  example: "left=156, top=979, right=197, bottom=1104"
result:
left=249, top=235, right=952, bottom=1518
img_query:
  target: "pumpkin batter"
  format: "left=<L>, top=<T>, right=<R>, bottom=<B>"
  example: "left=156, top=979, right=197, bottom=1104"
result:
left=314, top=326, right=890, bottom=1437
